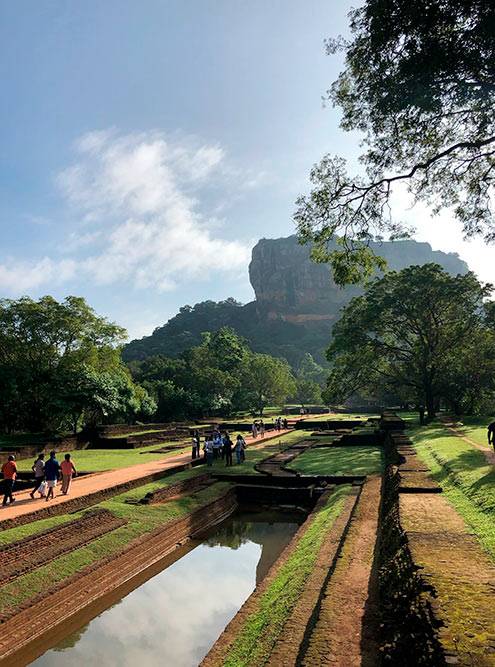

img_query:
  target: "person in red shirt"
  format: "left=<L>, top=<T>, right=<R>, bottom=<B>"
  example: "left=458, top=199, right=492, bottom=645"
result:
left=60, top=453, right=77, bottom=495
left=1, top=455, right=17, bottom=506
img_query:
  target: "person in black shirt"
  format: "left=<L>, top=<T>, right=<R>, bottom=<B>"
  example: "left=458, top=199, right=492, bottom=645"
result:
left=223, top=433, right=233, bottom=467
left=487, top=421, right=495, bottom=451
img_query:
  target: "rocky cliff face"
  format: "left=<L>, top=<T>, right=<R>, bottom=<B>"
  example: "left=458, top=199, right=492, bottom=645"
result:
left=123, top=235, right=469, bottom=366
left=249, top=235, right=468, bottom=323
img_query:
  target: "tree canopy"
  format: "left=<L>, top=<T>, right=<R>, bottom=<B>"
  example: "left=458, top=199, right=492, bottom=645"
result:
left=0, top=296, right=154, bottom=433
left=323, top=264, right=495, bottom=417
left=130, top=327, right=297, bottom=419
left=295, top=0, right=495, bottom=284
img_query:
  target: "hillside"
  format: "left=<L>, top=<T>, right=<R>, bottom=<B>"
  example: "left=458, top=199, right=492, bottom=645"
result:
left=123, top=236, right=469, bottom=367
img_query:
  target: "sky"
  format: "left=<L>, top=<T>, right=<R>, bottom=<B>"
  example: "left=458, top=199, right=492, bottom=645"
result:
left=1, top=1, right=493, bottom=340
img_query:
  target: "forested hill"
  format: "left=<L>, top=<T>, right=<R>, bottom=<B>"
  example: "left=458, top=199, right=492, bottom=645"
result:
left=123, top=236, right=469, bottom=368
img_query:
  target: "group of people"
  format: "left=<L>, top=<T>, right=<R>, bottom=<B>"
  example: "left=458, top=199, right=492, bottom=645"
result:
left=191, top=429, right=247, bottom=466
left=1, top=451, right=77, bottom=507
left=251, top=417, right=287, bottom=438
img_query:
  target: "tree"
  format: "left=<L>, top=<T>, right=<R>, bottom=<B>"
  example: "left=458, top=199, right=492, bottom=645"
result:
left=297, top=353, right=327, bottom=385
left=0, top=296, right=152, bottom=433
left=324, top=264, right=492, bottom=418
left=246, top=354, right=296, bottom=416
left=294, top=378, right=322, bottom=409
left=295, top=0, right=495, bottom=284
left=439, top=328, right=495, bottom=415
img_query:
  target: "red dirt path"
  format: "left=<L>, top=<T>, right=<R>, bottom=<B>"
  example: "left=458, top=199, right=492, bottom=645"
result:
left=0, top=430, right=291, bottom=524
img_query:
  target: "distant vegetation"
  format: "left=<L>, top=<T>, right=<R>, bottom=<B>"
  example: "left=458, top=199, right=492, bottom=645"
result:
left=128, top=327, right=323, bottom=419
left=0, top=296, right=155, bottom=435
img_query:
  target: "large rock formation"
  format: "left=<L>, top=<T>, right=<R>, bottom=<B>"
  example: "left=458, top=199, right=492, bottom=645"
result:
left=123, top=235, right=468, bottom=367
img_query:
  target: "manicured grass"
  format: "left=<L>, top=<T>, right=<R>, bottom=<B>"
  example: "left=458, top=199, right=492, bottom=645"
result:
left=412, top=423, right=495, bottom=560
left=16, top=442, right=189, bottom=473
left=289, top=446, right=383, bottom=476
left=223, top=485, right=352, bottom=666
left=0, top=471, right=230, bottom=614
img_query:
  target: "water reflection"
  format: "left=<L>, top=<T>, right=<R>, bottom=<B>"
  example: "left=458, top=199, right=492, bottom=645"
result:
left=31, top=511, right=301, bottom=667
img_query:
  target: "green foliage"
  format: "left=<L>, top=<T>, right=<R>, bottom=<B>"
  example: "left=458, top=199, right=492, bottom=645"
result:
left=294, top=378, right=322, bottom=407
left=324, top=264, right=495, bottom=417
left=0, top=296, right=153, bottom=433
left=130, top=327, right=297, bottom=420
left=245, top=353, right=296, bottom=416
left=295, top=0, right=495, bottom=283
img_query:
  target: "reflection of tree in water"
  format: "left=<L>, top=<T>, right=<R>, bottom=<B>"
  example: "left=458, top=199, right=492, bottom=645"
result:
left=203, top=512, right=303, bottom=584
left=203, top=518, right=254, bottom=550
left=54, top=626, right=89, bottom=651
left=53, top=599, right=124, bottom=651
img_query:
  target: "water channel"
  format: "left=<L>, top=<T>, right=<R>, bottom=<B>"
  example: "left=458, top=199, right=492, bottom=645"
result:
left=30, top=509, right=303, bottom=667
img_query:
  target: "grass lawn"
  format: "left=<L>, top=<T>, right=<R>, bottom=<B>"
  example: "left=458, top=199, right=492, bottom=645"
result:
left=308, top=413, right=378, bottom=422
left=412, top=422, right=495, bottom=560
left=223, top=485, right=352, bottom=667
left=446, top=414, right=494, bottom=449
left=15, top=441, right=190, bottom=473
left=289, top=446, right=383, bottom=476
left=0, top=470, right=229, bottom=614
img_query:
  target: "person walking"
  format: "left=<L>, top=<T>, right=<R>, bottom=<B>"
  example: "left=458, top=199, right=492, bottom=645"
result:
left=193, top=430, right=201, bottom=458
left=44, top=451, right=60, bottom=501
left=30, top=453, right=45, bottom=499
left=1, top=455, right=17, bottom=506
left=204, top=437, right=214, bottom=467
left=223, top=433, right=233, bottom=467
left=259, top=420, right=265, bottom=437
left=61, top=454, right=77, bottom=495
left=213, top=433, right=222, bottom=459
left=251, top=422, right=258, bottom=439
left=488, top=421, right=495, bottom=451
left=235, top=434, right=246, bottom=464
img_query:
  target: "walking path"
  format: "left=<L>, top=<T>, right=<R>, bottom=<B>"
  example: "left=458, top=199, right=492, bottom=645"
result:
left=0, top=430, right=291, bottom=524
left=439, top=417, right=495, bottom=465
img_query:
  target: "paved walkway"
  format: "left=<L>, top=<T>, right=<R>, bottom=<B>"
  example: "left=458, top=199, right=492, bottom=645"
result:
left=0, top=430, right=291, bottom=524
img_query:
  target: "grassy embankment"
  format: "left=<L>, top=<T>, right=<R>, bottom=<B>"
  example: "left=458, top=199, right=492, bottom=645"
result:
left=289, top=446, right=383, bottom=476
left=412, top=422, right=495, bottom=560
left=446, top=415, right=494, bottom=448
left=222, top=485, right=353, bottom=667
left=0, top=469, right=230, bottom=615
left=0, top=429, right=312, bottom=615
left=1, top=431, right=306, bottom=547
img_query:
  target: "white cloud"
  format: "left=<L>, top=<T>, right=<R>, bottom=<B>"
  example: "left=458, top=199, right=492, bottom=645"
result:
left=0, top=130, right=253, bottom=297
left=0, top=258, right=76, bottom=294
left=57, top=130, right=250, bottom=290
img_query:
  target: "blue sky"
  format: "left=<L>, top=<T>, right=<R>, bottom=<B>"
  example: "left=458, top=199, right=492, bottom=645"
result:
left=0, top=1, right=492, bottom=339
